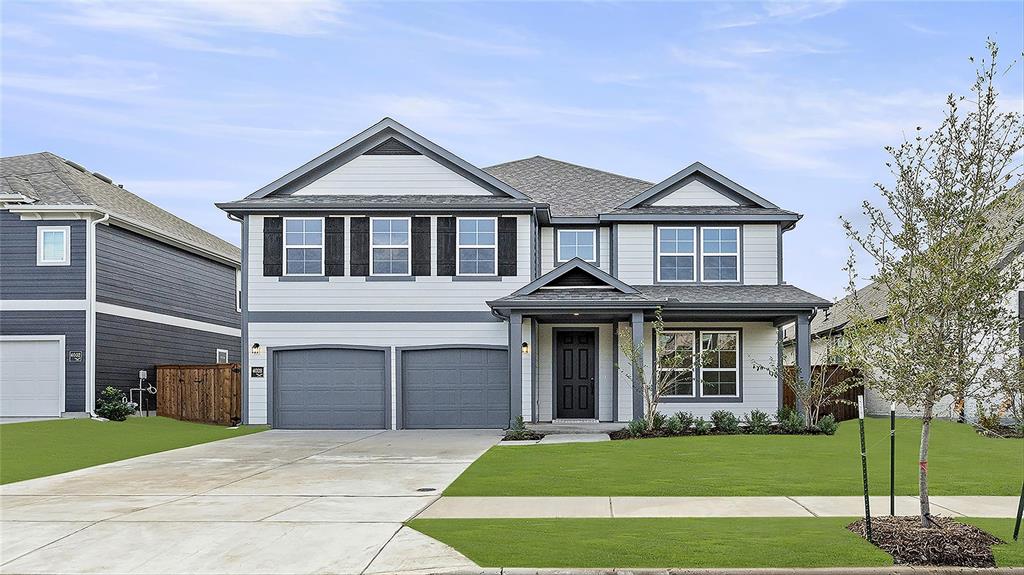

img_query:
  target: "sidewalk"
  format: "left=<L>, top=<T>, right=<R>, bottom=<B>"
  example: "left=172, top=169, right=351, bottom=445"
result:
left=417, top=496, right=1016, bottom=519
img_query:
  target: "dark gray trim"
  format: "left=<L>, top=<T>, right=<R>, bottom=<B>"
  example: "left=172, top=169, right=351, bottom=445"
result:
left=245, top=118, right=529, bottom=200
left=365, top=276, right=416, bottom=282
left=241, top=216, right=249, bottom=424
left=277, top=276, right=330, bottom=282
left=610, top=224, right=618, bottom=278
left=654, top=224, right=743, bottom=286
left=599, top=213, right=799, bottom=224
left=553, top=227, right=600, bottom=268
left=794, top=312, right=811, bottom=391
left=531, top=209, right=540, bottom=281
left=399, top=343, right=510, bottom=352
left=531, top=318, right=539, bottom=423
left=219, top=204, right=545, bottom=214
left=777, top=326, right=785, bottom=411
left=653, top=326, right=744, bottom=404
left=777, top=224, right=784, bottom=285
left=248, top=311, right=501, bottom=323
left=611, top=322, right=619, bottom=422
left=551, top=327, right=599, bottom=421
left=510, top=258, right=640, bottom=297
left=451, top=276, right=502, bottom=282
left=509, top=313, right=523, bottom=427
left=631, top=312, right=644, bottom=420
left=617, top=162, right=779, bottom=210
left=267, top=343, right=392, bottom=429
left=550, top=216, right=602, bottom=225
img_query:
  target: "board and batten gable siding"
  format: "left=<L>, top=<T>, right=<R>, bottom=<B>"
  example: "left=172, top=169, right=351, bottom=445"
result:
left=0, top=210, right=86, bottom=300
left=650, top=179, right=741, bottom=207
left=0, top=310, right=86, bottom=411
left=246, top=320, right=508, bottom=425
left=742, top=224, right=780, bottom=285
left=291, top=155, right=493, bottom=196
left=95, top=313, right=240, bottom=399
left=247, top=214, right=531, bottom=312
left=95, top=224, right=240, bottom=328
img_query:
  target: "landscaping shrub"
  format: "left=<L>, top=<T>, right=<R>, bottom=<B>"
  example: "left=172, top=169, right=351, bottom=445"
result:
left=779, top=408, right=806, bottom=434
left=95, top=387, right=136, bottom=422
left=650, top=411, right=667, bottom=431
left=974, top=400, right=1002, bottom=431
left=670, top=411, right=695, bottom=432
left=710, top=410, right=740, bottom=434
left=692, top=417, right=712, bottom=435
left=817, top=414, right=839, bottom=436
left=664, top=415, right=684, bottom=435
left=627, top=419, right=647, bottom=438
left=743, top=409, right=772, bottom=434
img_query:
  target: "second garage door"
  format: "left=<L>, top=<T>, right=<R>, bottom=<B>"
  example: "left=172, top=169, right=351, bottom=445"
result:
left=401, top=347, right=509, bottom=429
left=0, top=337, right=64, bottom=417
left=274, top=347, right=387, bottom=429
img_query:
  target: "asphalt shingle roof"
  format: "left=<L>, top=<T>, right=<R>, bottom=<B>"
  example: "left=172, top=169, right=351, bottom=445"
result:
left=2, top=152, right=240, bottom=263
left=493, top=284, right=830, bottom=307
left=602, top=206, right=799, bottom=217
left=217, top=194, right=540, bottom=209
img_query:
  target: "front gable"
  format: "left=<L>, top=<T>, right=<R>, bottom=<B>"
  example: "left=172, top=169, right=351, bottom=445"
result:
left=650, top=176, right=742, bottom=207
left=510, top=258, right=640, bottom=297
left=619, top=162, right=778, bottom=210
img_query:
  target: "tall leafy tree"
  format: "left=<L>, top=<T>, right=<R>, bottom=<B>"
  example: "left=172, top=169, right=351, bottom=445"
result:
left=842, top=41, right=1023, bottom=527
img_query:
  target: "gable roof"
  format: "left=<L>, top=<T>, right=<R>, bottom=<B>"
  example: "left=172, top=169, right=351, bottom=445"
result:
left=248, top=117, right=528, bottom=200
left=618, top=162, right=778, bottom=210
left=510, top=258, right=640, bottom=297
left=484, top=156, right=653, bottom=217
left=1, top=152, right=240, bottom=264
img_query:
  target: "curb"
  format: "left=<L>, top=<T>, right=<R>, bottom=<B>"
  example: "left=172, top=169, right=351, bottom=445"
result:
left=428, top=568, right=1024, bottom=575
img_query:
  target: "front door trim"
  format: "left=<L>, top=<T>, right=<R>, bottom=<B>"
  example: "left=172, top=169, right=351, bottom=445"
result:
left=552, top=327, right=598, bottom=420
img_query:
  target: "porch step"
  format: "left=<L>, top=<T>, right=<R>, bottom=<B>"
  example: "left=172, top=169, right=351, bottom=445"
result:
left=528, top=421, right=623, bottom=435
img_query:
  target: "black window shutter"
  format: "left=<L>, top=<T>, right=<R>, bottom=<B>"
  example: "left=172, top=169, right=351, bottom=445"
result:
left=437, top=216, right=456, bottom=276
left=350, top=217, right=369, bottom=276
left=498, top=216, right=518, bottom=276
left=263, top=217, right=283, bottom=277
left=325, top=217, right=345, bottom=276
left=411, top=217, right=431, bottom=276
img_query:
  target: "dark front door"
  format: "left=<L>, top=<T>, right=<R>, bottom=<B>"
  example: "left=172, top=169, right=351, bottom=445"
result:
left=556, top=330, right=596, bottom=419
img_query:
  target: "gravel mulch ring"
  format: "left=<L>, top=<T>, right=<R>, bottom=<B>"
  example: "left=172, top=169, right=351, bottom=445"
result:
left=847, top=516, right=1004, bottom=567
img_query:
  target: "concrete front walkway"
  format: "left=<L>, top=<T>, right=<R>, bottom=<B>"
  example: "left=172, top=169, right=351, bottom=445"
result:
left=419, top=495, right=1018, bottom=519
left=0, top=429, right=499, bottom=575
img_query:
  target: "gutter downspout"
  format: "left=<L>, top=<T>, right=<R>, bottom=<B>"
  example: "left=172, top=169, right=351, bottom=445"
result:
left=86, top=211, right=110, bottom=416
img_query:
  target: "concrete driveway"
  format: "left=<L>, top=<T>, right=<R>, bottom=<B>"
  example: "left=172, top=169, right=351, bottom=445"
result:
left=0, top=429, right=500, bottom=574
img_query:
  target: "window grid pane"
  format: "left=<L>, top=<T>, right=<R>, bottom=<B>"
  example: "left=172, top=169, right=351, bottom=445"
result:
left=372, top=219, right=409, bottom=247
left=372, top=247, right=409, bottom=275
left=558, top=230, right=596, bottom=261
left=658, top=331, right=696, bottom=396
left=658, top=228, right=695, bottom=281
left=285, top=247, right=322, bottom=275
left=42, top=231, right=65, bottom=261
left=700, top=332, right=739, bottom=397
left=458, top=247, right=496, bottom=274
left=458, top=219, right=496, bottom=247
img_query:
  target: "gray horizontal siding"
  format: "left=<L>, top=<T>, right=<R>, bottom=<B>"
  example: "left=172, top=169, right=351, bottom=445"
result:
left=0, top=210, right=86, bottom=299
left=96, top=224, right=240, bottom=328
left=95, top=313, right=241, bottom=402
left=0, top=310, right=87, bottom=411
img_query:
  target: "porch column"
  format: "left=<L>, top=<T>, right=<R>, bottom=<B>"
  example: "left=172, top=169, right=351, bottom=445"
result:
left=631, top=310, right=644, bottom=421
left=794, top=312, right=811, bottom=414
left=509, top=312, right=523, bottom=428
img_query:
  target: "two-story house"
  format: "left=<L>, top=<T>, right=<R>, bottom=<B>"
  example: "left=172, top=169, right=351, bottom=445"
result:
left=217, top=118, right=829, bottom=429
left=0, top=153, right=241, bottom=418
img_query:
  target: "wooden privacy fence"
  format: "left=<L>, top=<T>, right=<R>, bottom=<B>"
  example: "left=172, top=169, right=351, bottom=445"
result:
left=156, top=364, right=241, bottom=426
left=783, top=364, right=863, bottom=422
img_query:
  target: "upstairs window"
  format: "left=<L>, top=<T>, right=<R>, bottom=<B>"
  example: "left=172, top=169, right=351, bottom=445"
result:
left=283, top=218, right=323, bottom=275
left=457, top=217, right=497, bottom=275
left=657, top=330, right=696, bottom=397
left=37, top=226, right=70, bottom=266
left=701, top=227, right=739, bottom=282
left=657, top=227, right=695, bottom=282
left=371, top=217, right=410, bottom=276
left=700, top=331, right=739, bottom=397
left=557, top=229, right=596, bottom=263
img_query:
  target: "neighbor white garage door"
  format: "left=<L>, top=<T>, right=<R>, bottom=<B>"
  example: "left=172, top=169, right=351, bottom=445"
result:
left=0, top=337, right=64, bottom=417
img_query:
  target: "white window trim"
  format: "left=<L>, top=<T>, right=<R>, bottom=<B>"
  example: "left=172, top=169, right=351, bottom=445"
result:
left=700, top=226, right=740, bottom=283
left=657, top=329, right=697, bottom=398
left=370, top=216, right=412, bottom=277
left=456, top=216, right=498, bottom=277
left=37, top=226, right=71, bottom=266
left=556, top=229, right=597, bottom=263
left=216, top=349, right=229, bottom=364
left=282, top=217, right=325, bottom=277
left=656, top=226, right=696, bottom=283
left=699, top=330, right=740, bottom=398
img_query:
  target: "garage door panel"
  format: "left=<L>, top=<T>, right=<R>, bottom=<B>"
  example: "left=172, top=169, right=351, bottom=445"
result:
left=274, top=348, right=386, bottom=429
left=402, top=347, right=509, bottom=429
left=0, top=339, right=63, bottom=417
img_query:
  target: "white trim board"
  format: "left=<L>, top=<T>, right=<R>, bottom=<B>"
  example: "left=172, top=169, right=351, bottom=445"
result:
left=95, top=302, right=241, bottom=337
left=0, top=300, right=88, bottom=311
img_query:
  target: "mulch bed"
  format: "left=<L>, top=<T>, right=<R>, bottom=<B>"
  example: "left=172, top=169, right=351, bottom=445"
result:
left=501, top=431, right=545, bottom=441
left=847, top=516, right=1004, bottom=567
left=976, top=424, right=1024, bottom=439
left=608, top=426, right=828, bottom=440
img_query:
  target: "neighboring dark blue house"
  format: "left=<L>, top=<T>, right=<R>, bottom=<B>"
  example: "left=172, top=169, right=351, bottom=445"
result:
left=0, top=153, right=241, bottom=417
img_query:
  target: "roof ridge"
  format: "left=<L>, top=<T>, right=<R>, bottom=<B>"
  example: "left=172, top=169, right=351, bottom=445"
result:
left=486, top=155, right=653, bottom=186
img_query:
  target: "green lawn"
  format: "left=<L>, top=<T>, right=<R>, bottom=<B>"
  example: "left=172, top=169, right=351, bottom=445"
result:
left=446, top=418, right=1021, bottom=496
left=0, top=417, right=266, bottom=484
left=409, top=517, right=895, bottom=568
left=961, top=518, right=1024, bottom=567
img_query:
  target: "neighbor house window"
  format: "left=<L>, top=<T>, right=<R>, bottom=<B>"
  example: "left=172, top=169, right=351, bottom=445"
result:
left=657, top=227, right=695, bottom=282
left=36, top=226, right=70, bottom=266
left=216, top=349, right=229, bottom=364
left=283, top=218, right=323, bottom=275
left=657, top=330, right=696, bottom=397
left=701, top=227, right=739, bottom=282
left=557, top=229, right=596, bottom=263
left=371, top=217, right=410, bottom=275
left=700, top=331, right=739, bottom=397
left=457, top=217, right=497, bottom=275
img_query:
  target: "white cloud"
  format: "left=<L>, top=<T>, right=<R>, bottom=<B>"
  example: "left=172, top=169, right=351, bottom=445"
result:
left=1, top=23, right=54, bottom=46
left=705, top=1, right=846, bottom=30
left=669, top=46, right=742, bottom=69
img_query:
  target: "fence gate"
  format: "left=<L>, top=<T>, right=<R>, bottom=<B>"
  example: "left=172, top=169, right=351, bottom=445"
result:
left=156, top=364, right=241, bottom=425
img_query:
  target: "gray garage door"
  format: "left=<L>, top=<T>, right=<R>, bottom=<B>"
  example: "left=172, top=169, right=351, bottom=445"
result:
left=274, top=347, right=386, bottom=429
left=402, top=347, right=509, bottom=429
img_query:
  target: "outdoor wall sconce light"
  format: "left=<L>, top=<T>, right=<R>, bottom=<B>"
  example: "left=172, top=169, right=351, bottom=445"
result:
left=521, top=342, right=530, bottom=355
left=251, top=343, right=262, bottom=355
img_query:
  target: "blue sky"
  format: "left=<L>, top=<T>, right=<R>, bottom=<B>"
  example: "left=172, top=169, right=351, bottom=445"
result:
left=3, top=1, right=1022, bottom=300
